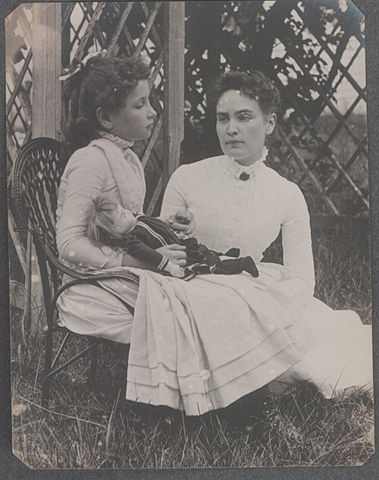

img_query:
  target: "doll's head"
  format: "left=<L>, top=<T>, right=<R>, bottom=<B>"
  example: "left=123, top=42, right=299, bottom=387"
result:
left=87, top=195, right=137, bottom=248
left=62, top=51, right=155, bottom=151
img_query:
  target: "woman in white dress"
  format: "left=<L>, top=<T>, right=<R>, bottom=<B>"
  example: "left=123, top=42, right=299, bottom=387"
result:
left=156, top=70, right=373, bottom=407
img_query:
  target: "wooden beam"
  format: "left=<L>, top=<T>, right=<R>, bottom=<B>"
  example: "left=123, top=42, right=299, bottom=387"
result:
left=162, top=2, right=185, bottom=185
left=32, top=3, right=62, bottom=139
left=29, top=3, right=63, bottom=328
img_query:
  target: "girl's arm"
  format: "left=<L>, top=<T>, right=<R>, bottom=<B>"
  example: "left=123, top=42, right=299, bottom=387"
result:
left=280, top=184, right=315, bottom=298
left=57, top=149, right=124, bottom=269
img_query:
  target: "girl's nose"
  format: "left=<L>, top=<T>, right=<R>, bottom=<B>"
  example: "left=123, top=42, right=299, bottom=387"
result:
left=148, top=102, right=157, bottom=119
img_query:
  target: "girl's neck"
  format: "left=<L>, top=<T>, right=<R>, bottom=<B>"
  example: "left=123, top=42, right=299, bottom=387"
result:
left=97, top=130, right=134, bottom=149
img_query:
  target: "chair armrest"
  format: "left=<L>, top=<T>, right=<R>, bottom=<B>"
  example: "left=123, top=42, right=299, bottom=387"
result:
left=33, top=228, right=139, bottom=315
left=52, top=274, right=137, bottom=315
left=33, top=227, right=139, bottom=283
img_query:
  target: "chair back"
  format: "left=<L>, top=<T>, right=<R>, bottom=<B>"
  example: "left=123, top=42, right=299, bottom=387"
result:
left=12, top=137, right=68, bottom=294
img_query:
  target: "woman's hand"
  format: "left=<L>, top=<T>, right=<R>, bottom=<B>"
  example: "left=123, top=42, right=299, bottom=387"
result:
left=165, top=209, right=194, bottom=236
left=156, top=244, right=187, bottom=267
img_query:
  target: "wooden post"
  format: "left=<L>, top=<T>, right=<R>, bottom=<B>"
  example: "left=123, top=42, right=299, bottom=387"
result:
left=29, top=4, right=62, bottom=329
left=162, top=2, right=185, bottom=185
left=32, top=3, right=62, bottom=139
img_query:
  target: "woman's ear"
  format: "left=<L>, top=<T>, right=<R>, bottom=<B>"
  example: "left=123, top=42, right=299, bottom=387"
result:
left=265, top=113, right=277, bottom=136
left=96, top=107, right=113, bottom=131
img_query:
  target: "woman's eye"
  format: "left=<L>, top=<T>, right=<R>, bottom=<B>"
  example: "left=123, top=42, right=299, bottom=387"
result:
left=238, top=114, right=252, bottom=122
left=217, top=116, right=228, bottom=124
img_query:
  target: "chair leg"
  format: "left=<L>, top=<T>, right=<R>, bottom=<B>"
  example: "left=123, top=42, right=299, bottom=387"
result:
left=41, top=321, right=53, bottom=407
left=88, top=338, right=99, bottom=390
left=121, top=344, right=130, bottom=398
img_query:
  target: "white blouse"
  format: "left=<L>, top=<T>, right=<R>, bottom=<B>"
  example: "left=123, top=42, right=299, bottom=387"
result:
left=161, top=154, right=315, bottom=292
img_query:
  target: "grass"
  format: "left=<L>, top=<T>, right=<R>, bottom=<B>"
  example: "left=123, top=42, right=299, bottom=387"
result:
left=10, top=225, right=374, bottom=469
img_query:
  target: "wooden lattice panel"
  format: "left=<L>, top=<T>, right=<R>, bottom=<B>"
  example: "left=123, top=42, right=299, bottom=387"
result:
left=6, top=4, right=34, bottom=282
left=6, top=4, right=33, bottom=167
left=184, top=0, right=368, bottom=216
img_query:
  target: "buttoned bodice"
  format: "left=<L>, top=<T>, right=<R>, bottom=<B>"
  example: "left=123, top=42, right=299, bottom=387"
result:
left=161, top=155, right=315, bottom=289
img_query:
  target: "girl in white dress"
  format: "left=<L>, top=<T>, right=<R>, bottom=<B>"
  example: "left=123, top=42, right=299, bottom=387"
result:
left=56, top=51, right=192, bottom=343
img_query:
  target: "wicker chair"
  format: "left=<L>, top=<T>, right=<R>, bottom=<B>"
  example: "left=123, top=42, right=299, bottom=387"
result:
left=11, top=137, right=139, bottom=406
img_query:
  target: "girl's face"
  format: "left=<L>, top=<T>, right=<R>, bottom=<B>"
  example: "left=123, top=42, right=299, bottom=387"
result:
left=107, top=80, right=156, bottom=141
left=216, top=90, right=276, bottom=166
left=102, top=204, right=137, bottom=237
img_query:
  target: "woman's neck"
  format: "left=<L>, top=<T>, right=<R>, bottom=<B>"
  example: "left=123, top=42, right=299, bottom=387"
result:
left=233, top=147, right=268, bottom=166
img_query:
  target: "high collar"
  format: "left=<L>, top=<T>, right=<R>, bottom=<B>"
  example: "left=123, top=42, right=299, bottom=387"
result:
left=223, top=147, right=268, bottom=179
left=97, top=131, right=134, bottom=151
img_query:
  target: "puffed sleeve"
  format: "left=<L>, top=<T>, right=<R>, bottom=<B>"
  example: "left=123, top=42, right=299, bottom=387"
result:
left=56, top=148, right=123, bottom=269
left=280, top=183, right=315, bottom=297
left=160, top=165, right=189, bottom=220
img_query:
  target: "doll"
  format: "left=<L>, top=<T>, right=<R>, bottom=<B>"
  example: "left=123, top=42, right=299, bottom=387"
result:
left=87, top=195, right=259, bottom=279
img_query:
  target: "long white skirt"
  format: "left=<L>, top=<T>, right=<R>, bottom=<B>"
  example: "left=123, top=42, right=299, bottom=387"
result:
left=57, top=263, right=372, bottom=415
left=125, top=264, right=373, bottom=415
left=57, top=277, right=138, bottom=344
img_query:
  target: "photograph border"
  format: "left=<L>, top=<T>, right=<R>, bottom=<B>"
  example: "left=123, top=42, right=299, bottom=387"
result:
left=1, top=0, right=378, bottom=478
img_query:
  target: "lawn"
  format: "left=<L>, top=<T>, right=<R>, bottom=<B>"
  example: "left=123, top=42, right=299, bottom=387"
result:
left=10, top=223, right=374, bottom=468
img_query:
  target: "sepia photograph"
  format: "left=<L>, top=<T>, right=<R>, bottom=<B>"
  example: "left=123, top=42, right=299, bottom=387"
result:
left=5, top=0, right=375, bottom=470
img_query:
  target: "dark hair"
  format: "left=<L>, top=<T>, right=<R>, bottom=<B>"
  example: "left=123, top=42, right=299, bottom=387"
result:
left=64, top=53, right=150, bottom=151
left=207, top=70, right=281, bottom=116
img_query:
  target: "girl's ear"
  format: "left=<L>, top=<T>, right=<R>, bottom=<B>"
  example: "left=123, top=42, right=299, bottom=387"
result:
left=96, top=107, right=113, bottom=130
left=265, top=112, right=277, bottom=136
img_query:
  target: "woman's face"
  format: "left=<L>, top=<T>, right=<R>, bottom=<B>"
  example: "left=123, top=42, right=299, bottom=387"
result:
left=107, top=80, right=156, bottom=141
left=216, top=90, right=276, bottom=165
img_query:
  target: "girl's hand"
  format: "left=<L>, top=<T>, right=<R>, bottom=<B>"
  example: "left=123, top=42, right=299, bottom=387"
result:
left=166, top=210, right=194, bottom=236
left=156, top=244, right=187, bottom=267
left=165, top=261, right=185, bottom=278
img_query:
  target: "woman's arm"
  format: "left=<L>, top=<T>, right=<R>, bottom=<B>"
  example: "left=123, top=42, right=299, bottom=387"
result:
left=280, top=184, right=315, bottom=298
left=57, top=150, right=124, bottom=269
left=160, top=166, right=188, bottom=221
left=160, top=166, right=195, bottom=235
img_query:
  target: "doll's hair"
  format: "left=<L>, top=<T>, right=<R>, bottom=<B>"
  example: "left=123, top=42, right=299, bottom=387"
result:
left=63, top=53, right=150, bottom=152
left=207, top=70, right=281, bottom=116
left=87, top=195, right=129, bottom=250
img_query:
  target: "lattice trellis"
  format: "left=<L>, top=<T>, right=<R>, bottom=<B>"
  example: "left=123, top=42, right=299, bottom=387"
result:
left=7, top=1, right=369, bottom=222
left=184, top=0, right=368, bottom=216
left=6, top=4, right=34, bottom=283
